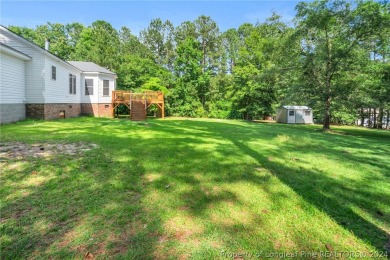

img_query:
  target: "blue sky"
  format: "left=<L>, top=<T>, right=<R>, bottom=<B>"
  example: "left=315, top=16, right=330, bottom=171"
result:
left=1, top=1, right=301, bottom=35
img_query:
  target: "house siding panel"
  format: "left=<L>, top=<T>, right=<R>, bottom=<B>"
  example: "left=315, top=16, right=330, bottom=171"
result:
left=44, top=56, right=81, bottom=104
left=81, top=74, right=99, bottom=104
left=0, top=28, right=45, bottom=103
left=0, top=26, right=118, bottom=123
left=0, top=52, right=26, bottom=104
left=0, top=51, right=27, bottom=123
left=98, top=75, right=115, bottom=104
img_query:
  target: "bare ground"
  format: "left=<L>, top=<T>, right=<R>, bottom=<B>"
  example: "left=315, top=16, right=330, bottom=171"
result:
left=0, top=142, right=98, bottom=160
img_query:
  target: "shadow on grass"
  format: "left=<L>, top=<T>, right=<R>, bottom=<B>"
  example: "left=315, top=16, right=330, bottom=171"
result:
left=229, top=138, right=389, bottom=252
left=1, top=117, right=389, bottom=258
left=1, top=143, right=160, bottom=259
left=149, top=119, right=389, bottom=252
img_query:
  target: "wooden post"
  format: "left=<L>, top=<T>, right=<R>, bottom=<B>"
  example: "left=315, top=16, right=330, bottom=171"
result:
left=111, top=90, right=115, bottom=118
left=129, top=93, right=132, bottom=119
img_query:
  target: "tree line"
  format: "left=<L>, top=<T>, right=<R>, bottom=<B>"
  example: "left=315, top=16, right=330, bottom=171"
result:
left=9, top=0, right=389, bottom=130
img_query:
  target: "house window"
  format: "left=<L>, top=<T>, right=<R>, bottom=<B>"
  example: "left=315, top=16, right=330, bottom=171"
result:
left=85, top=79, right=94, bottom=95
left=103, top=80, right=109, bottom=96
left=289, top=110, right=295, bottom=116
left=51, top=66, right=56, bottom=80
left=69, top=74, right=76, bottom=94
left=305, top=110, right=311, bottom=116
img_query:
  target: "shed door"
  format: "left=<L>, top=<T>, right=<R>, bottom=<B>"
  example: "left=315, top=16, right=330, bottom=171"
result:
left=303, top=110, right=312, bottom=123
left=295, top=110, right=305, bottom=124
left=287, top=110, right=295, bottom=123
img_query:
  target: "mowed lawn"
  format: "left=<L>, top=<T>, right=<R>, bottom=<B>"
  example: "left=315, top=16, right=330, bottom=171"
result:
left=1, top=117, right=389, bottom=259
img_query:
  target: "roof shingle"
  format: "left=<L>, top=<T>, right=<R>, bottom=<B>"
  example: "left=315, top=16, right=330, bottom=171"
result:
left=67, top=61, right=116, bottom=75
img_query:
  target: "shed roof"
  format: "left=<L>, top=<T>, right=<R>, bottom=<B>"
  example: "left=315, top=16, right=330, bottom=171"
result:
left=67, top=61, right=116, bottom=75
left=282, top=106, right=311, bottom=110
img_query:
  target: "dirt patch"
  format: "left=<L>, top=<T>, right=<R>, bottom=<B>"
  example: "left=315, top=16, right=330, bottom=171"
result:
left=0, top=142, right=98, bottom=159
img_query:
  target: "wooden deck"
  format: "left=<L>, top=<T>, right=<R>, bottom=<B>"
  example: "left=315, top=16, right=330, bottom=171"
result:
left=111, top=90, right=164, bottom=120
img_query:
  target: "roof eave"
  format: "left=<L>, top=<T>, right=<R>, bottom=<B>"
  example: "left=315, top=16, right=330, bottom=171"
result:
left=81, top=71, right=117, bottom=77
left=1, top=25, right=82, bottom=72
left=0, top=43, right=32, bottom=60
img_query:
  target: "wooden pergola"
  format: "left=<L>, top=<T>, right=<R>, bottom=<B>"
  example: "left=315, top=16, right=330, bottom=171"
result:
left=111, top=90, right=164, bottom=120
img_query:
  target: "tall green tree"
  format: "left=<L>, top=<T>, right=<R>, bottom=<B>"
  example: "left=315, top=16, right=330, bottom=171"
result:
left=232, top=14, right=289, bottom=120
left=174, top=21, right=197, bottom=44
left=140, top=19, right=175, bottom=69
left=222, top=29, right=240, bottom=73
left=171, top=37, right=205, bottom=116
left=119, top=26, right=152, bottom=59
left=73, top=20, right=119, bottom=70
left=194, top=15, right=221, bottom=73
left=294, top=0, right=388, bottom=130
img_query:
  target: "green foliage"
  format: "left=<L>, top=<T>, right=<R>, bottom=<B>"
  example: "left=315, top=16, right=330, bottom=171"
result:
left=231, top=14, right=289, bottom=120
left=140, top=19, right=175, bottom=69
left=116, top=55, right=163, bottom=90
left=140, top=77, right=169, bottom=94
left=7, top=2, right=389, bottom=124
left=73, top=20, right=120, bottom=71
left=292, top=0, right=389, bottom=129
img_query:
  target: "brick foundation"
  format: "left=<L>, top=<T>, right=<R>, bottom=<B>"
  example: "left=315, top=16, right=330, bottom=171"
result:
left=25, top=103, right=111, bottom=120
left=44, top=103, right=81, bottom=120
left=81, top=103, right=113, bottom=118
left=26, top=104, right=45, bottom=120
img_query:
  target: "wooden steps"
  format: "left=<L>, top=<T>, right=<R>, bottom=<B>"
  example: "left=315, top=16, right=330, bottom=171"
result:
left=112, top=91, right=164, bottom=120
left=130, top=101, right=146, bottom=121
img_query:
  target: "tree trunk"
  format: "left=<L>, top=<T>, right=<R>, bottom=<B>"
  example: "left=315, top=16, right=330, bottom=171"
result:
left=387, top=109, right=390, bottom=129
left=368, top=108, right=372, bottom=127
left=360, top=107, right=364, bottom=126
left=323, top=95, right=331, bottom=130
left=377, top=107, right=383, bottom=129
left=201, top=39, right=206, bottom=73
left=322, top=75, right=332, bottom=131
left=373, top=108, right=377, bottom=128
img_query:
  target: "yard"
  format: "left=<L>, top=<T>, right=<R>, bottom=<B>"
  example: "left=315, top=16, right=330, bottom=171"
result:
left=1, top=117, right=389, bottom=259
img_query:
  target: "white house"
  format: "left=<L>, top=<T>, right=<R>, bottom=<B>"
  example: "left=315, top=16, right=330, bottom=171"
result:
left=276, top=106, right=313, bottom=124
left=0, top=25, right=117, bottom=124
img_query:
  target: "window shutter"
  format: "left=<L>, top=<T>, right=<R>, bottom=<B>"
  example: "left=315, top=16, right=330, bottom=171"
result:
left=69, top=74, right=72, bottom=94
left=52, top=66, right=56, bottom=80
left=73, top=76, right=76, bottom=94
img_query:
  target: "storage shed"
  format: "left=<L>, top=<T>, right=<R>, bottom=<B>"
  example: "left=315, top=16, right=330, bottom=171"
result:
left=276, top=106, right=313, bottom=124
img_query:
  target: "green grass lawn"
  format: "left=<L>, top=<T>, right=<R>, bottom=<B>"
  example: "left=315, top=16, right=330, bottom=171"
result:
left=1, top=117, right=389, bottom=259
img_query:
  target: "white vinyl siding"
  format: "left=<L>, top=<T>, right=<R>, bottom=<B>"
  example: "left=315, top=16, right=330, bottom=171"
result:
left=98, top=75, right=115, bottom=103
left=0, top=29, right=45, bottom=103
left=0, top=52, right=26, bottom=104
left=81, top=74, right=115, bottom=104
left=81, top=74, right=98, bottom=103
left=44, top=56, right=81, bottom=103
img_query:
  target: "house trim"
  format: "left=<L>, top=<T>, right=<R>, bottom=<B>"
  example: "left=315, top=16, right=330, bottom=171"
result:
left=0, top=42, right=32, bottom=61
left=0, top=25, right=82, bottom=73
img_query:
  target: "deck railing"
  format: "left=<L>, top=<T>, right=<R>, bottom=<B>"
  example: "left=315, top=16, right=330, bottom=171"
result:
left=112, top=90, right=163, bottom=103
